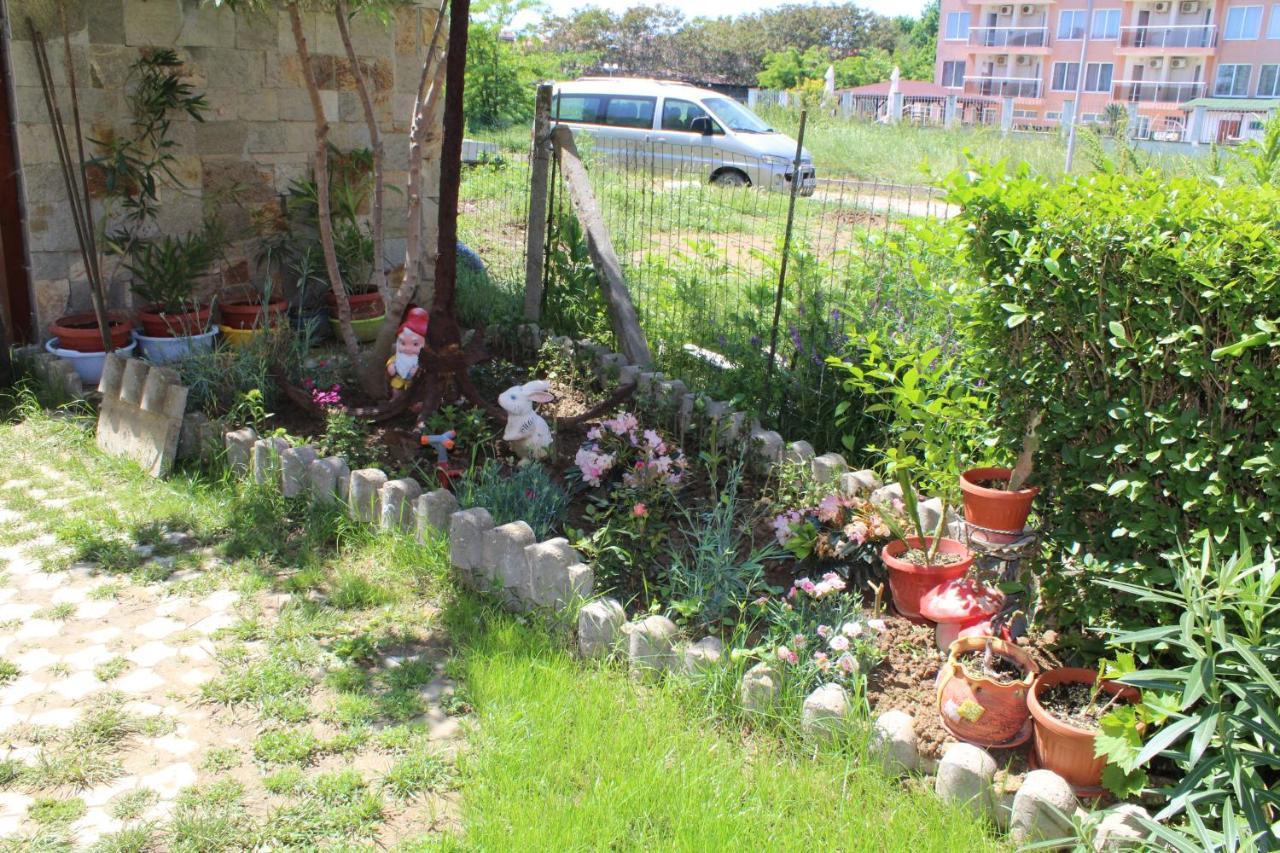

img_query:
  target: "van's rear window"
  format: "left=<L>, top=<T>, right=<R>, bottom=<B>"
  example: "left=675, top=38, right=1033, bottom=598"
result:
left=553, top=94, right=655, bottom=129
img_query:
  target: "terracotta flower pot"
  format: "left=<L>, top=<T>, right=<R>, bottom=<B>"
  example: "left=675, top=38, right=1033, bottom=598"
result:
left=937, top=636, right=1037, bottom=748
left=880, top=537, right=974, bottom=623
left=325, top=289, right=385, bottom=321
left=1029, top=667, right=1140, bottom=791
left=138, top=304, right=212, bottom=338
left=960, top=467, right=1038, bottom=543
left=48, top=311, right=134, bottom=353
left=219, top=297, right=287, bottom=331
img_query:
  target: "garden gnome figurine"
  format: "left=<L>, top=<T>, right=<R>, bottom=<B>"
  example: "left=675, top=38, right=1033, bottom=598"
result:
left=387, top=307, right=429, bottom=398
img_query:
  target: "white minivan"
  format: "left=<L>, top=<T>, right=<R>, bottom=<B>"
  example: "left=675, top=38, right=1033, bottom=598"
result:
left=551, top=78, right=817, bottom=196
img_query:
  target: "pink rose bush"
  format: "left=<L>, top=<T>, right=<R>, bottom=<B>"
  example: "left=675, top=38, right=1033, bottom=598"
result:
left=574, top=414, right=687, bottom=498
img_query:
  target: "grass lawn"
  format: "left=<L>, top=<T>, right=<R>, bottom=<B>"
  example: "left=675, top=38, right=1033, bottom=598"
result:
left=0, top=384, right=1003, bottom=851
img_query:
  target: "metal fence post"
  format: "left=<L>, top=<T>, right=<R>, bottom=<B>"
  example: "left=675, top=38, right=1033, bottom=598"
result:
left=765, top=110, right=808, bottom=412
left=523, top=83, right=553, bottom=322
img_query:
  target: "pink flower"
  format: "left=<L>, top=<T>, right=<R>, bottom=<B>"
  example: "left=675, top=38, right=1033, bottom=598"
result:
left=632, top=502, right=648, bottom=518
left=867, top=619, right=887, bottom=632
left=843, top=520, right=869, bottom=546
left=829, top=635, right=850, bottom=653
left=776, top=645, right=798, bottom=665
left=813, top=651, right=830, bottom=671
left=799, top=579, right=816, bottom=594
left=817, top=494, right=841, bottom=522
left=772, top=513, right=798, bottom=546
left=837, top=653, right=858, bottom=675
left=841, top=621, right=864, bottom=638
left=816, top=624, right=831, bottom=639
left=792, top=634, right=807, bottom=649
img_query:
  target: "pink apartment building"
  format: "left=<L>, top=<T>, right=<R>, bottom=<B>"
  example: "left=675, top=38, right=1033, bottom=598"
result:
left=934, top=0, right=1280, bottom=141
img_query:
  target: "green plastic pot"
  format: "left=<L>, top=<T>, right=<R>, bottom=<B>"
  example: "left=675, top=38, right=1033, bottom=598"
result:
left=330, top=313, right=385, bottom=344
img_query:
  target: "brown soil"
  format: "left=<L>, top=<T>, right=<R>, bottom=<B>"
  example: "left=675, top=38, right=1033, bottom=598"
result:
left=902, top=548, right=965, bottom=566
left=1038, top=682, right=1109, bottom=732
left=864, top=614, right=952, bottom=758
left=956, top=648, right=1025, bottom=684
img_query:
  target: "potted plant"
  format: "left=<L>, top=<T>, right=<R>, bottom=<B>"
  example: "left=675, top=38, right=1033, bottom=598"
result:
left=127, top=229, right=222, bottom=363
left=960, top=413, right=1041, bottom=543
left=877, top=470, right=974, bottom=622
left=1028, top=665, right=1140, bottom=792
left=46, top=311, right=137, bottom=384
left=220, top=276, right=288, bottom=348
left=936, top=635, right=1037, bottom=748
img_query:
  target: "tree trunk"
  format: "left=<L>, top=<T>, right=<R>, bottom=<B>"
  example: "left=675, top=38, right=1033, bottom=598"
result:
left=429, top=0, right=472, bottom=352
left=362, top=2, right=448, bottom=393
left=334, top=0, right=387, bottom=306
left=287, top=2, right=362, bottom=365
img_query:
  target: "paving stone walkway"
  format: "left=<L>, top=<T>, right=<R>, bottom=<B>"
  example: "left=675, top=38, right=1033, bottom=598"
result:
left=0, top=464, right=464, bottom=849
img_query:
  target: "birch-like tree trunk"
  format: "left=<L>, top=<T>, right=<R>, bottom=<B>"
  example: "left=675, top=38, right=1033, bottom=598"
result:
left=287, top=1, right=362, bottom=363
left=334, top=0, right=387, bottom=305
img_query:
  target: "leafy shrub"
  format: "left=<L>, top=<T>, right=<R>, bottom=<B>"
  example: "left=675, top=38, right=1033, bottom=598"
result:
left=951, top=162, right=1280, bottom=629
left=455, top=460, right=568, bottom=540
left=1099, top=535, right=1279, bottom=848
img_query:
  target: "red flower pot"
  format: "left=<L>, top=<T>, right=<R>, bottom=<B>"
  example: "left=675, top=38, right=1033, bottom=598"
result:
left=1028, top=667, right=1140, bottom=791
left=138, top=304, right=212, bottom=338
left=48, top=311, right=134, bottom=353
left=880, top=537, right=974, bottom=623
left=325, top=289, right=384, bottom=321
left=937, top=636, right=1038, bottom=748
left=960, top=467, right=1038, bottom=543
left=220, top=297, right=287, bottom=330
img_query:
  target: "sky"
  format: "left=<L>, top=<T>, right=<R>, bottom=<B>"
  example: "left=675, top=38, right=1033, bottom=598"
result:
left=518, top=0, right=930, bottom=25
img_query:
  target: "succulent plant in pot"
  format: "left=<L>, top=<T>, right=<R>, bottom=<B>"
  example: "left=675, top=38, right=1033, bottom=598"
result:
left=1028, top=661, right=1141, bottom=793
left=876, top=469, right=974, bottom=622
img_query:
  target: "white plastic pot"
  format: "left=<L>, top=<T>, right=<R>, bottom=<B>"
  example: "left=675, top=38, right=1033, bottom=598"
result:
left=45, top=338, right=137, bottom=385
left=132, top=326, right=219, bottom=364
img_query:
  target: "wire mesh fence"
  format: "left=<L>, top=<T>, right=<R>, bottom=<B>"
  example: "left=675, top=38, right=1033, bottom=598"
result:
left=458, top=129, right=959, bottom=455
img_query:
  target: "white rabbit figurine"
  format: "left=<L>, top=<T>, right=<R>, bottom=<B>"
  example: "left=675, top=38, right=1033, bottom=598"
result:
left=500, top=380, right=556, bottom=461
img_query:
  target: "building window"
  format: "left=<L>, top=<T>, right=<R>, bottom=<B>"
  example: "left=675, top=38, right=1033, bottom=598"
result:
left=1046, top=111, right=1063, bottom=120
left=1085, top=62, right=1114, bottom=93
left=1268, top=4, right=1280, bottom=37
left=1091, top=9, right=1121, bottom=39
left=1224, top=6, right=1264, bottom=39
left=941, top=61, right=966, bottom=88
left=1214, top=64, right=1253, bottom=96
left=1081, top=113, right=1102, bottom=124
left=1013, top=109, right=1040, bottom=118
left=1051, top=61, right=1080, bottom=91
left=1259, top=64, right=1280, bottom=97
left=1057, top=10, right=1086, bottom=40
left=945, top=11, right=971, bottom=40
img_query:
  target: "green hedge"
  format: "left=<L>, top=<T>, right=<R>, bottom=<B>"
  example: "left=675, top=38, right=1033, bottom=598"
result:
left=950, top=164, right=1280, bottom=628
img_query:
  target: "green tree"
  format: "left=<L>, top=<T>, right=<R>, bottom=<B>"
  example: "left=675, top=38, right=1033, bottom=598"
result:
left=756, top=45, right=830, bottom=90
left=833, top=48, right=894, bottom=88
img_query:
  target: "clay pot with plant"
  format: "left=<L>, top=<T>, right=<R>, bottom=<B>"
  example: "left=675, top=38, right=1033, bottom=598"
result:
left=937, top=635, right=1038, bottom=748
left=877, top=470, right=974, bottom=622
left=1028, top=665, right=1141, bottom=792
left=49, top=311, right=134, bottom=353
left=960, top=412, right=1042, bottom=543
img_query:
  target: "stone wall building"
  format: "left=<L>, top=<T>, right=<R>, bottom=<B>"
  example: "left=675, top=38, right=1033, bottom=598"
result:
left=0, top=0, right=442, bottom=341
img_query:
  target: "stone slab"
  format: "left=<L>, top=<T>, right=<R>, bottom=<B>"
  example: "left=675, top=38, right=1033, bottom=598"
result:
left=96, top=354, right=189, bottom=477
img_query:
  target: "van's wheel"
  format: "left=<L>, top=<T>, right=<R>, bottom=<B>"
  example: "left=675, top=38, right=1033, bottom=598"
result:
left=711, top=169, right=750, bottom=188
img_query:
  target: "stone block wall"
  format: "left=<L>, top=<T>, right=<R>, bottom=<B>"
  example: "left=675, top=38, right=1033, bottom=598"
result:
left=3, top=0, right=443, bottom=338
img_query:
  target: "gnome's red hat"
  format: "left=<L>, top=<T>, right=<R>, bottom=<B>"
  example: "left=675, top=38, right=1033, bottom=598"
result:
left=399, top=307, right=429, bottom=339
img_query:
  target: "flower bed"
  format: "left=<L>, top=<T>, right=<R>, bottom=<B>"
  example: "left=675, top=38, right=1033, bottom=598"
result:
left=202, top=326, right=1168, bottom=849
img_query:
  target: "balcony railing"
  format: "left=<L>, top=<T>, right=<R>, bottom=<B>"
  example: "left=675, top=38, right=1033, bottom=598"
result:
left=1112, top=79, right=1206, bottom=103
left=967, top=26, right=1050, bottom=48
left=1118, top=24, right=1216, bottom=49
left=963, top=76, right=1042, bottom=98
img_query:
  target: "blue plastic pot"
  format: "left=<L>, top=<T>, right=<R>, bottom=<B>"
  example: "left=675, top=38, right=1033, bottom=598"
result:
left=132, top=327, right=219, bottom=364
left=45, top=338, right=137, bottom=386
